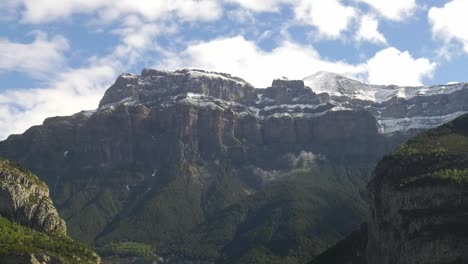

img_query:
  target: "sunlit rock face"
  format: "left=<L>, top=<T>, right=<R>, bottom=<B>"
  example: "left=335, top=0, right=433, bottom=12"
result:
left=0, top=158, right=66, bottom=234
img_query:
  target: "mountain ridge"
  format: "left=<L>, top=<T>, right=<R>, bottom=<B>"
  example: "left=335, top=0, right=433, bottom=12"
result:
left=0, top=68, right=467, bottom=263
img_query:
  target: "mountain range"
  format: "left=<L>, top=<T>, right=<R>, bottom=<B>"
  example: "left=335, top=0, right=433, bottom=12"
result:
left=0, top=68, right=467, bottom=263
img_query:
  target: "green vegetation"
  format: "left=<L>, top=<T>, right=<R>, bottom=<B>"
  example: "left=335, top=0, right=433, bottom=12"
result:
left=100, top=242, right=159, bottom=261
left=168, top=164, right=370, bottom=264
left=431, top=168, right=468, bottom=183
left=394, top=143, right=448, bottom=157
left=374, top=114, right=468, bottom=188
left=0, top=216, right=99, bottom=263
left=401, top=168, right=468, bottom=187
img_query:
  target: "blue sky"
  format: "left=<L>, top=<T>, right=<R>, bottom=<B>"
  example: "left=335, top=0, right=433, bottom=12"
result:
left=0, top=0, right=468, bottom=138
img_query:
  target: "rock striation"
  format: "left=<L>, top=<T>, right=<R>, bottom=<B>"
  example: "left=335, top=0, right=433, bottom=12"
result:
left=0, top=158, right=66, bottom=234
left=0, top=158, right=101, bottom=264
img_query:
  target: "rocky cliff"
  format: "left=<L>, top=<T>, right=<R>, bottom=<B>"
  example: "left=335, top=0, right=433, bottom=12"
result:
left=0, top=158, right=100, bottom=264
left=0, top=68, right=466, bottom=263
left=304, top=71, right=468, bottom=134
left=367, top=113, right=468, bottom=264
left=0, top=158, right=66, bottom=234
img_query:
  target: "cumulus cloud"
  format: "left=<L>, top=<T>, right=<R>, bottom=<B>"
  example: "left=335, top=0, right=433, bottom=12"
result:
left=0, top=64, right=116, bottom=139
left=356, top=14, right=387, bottom=44
left=0, top=32, right=69, bottom=78
left=429, top=0, right=468, bottom=53
left=226, top=0, right=291, bottom=12
left=0, top=21, right=175, bottom=140
left=366, top=47, right=436, bottom=86
left=15, top=0, right=222, bottom=23
left=294, top=0, right=357, bottom=39
left=160, top=35, right=434, bottom=87
left=159, top=36, right=365, bottom=87
left=356, top=0, right=417, bottom=21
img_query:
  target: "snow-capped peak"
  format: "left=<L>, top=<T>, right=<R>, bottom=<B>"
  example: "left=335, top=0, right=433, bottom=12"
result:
left=303, top=71, right=467, bottom=103
left=303, top=71, right=375, bottom=101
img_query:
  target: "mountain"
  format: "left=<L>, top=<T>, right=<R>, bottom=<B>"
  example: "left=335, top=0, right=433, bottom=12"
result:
left=0, top=68, right=466, bottom=263
left=367, top=113, right=468, bottom=264
left=308, top=223, right=367, bottom=264
left=304, top=71, right=468, bottom=134
left=0, top=157, right=100, bottom=264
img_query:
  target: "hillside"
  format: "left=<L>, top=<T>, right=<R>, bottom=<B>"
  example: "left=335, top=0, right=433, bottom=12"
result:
left=309, top=113, right=468, bottom=264
left=0, top=158, right=100, bottom=264
left=367, top=113, right=468, bottom=264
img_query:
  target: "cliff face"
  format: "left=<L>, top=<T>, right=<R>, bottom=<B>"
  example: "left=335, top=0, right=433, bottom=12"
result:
left=0, top=158, right=100, bottom=264
left=0, top=158, right=66, bottom=234
left=367, top=114, right=468, bottom=264
left=3, top=68, right=465, bottom=263
left=0, top=69, right=400, bottom=263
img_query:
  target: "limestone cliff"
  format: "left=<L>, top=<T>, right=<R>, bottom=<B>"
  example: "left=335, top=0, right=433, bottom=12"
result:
left=3, top=68, right=464, bottom=263
left=0, top=158, right=66, bottom=234
left=0, top=158, right=100, bottom=264
left=367, top=113, right=468, bottom=264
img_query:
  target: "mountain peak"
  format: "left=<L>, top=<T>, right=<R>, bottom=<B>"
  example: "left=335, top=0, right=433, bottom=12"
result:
left=99, top=68, right=256, bottom=108
left=303, top=71, right=467, bottom=103
left=303, top=71, right=365, bottom=99
left=304, top=71, right=354, bottom=81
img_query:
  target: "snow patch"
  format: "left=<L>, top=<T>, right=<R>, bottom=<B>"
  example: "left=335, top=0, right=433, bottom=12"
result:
left=304, top=71, right=467, bottom=103
left=378, top=111, right=468, bottom=134
left=185, top=69, right=248, bottom=86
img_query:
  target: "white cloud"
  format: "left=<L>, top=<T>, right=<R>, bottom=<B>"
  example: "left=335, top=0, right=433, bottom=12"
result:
left=366, top=47, right=436, bottom=86
left=226, top=0, right=291, bottom=12
left=0, top=19, right=176, bottom=140
left=16, top=0, right=222, bottom=23
left=159, top=36, right=435, bottom=88
left=0, top=64, right=116, bottom=140
left=356, top=14, right=387, bottom=44
left=294, top=0, right=357, bottom=39
left=159, top=36, right=365, bottom=87
left=113, top=18, right=176, bottom=51
left=429, top=0, right=468, bottom=53
left=356, top=0, right=416, bottom=21
left=0, top=32, right=69, bottom=78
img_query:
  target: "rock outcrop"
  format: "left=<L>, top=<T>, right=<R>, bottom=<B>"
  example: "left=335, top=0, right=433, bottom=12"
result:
left=0, top=158, right=66, bottom=234
left=0, top=158, right=100, bottom=264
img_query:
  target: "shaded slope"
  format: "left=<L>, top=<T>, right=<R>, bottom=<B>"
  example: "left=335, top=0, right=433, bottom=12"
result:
left=367, top=113, right=468, bottom=264
left=167, top=163, right=370, bottom=264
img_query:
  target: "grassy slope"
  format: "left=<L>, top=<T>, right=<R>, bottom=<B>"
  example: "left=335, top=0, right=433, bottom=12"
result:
left=373, top=113, right=468, bottom=189
left=0, top=216, right=99, bottom=263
